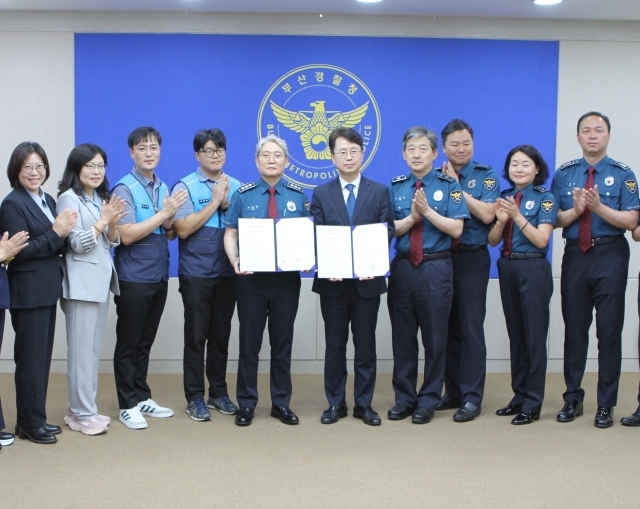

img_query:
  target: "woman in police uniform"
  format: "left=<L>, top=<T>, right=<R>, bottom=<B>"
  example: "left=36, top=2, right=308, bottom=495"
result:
left=488, top=145, right=556, bottom=425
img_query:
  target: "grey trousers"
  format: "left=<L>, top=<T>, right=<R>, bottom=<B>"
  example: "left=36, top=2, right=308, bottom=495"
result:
left=61, top=298, right=109, bottom=419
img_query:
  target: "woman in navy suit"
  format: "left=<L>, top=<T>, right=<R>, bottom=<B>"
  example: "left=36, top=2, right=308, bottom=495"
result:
left=0, top=142, right=77, bottom=444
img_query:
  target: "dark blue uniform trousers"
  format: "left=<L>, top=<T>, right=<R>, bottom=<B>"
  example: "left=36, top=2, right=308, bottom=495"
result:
left=236, top=272, right=300, bottom=408
left=561, top=238, right=629, bottom=407
left=321, top=281, right=380, bottom=408
left=498, top=257, right=553, bottom=412
left=388, top=256, right=453, bottom=410
left=445, top=249, right=490, bottom=407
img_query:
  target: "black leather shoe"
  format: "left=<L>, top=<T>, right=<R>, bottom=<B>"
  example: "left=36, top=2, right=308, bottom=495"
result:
left=44, top=423, right=62, bottom=435
left=234, top=407, right=254, bottom=427
left=0, top=431, right=15, bottom=446
left=435, top=393, right=461, bottom=411
left=388, top=404, right=415, bottom=420
left=453, top=402, right=481, bottom=422
left=270, top=405, right=299, bottom=425
left=353, top=406, right=381, bottom=426
left=496, top=402, right=523, bottom=416
left=411, top=406, right=435, bottom=424
left=15, top=425, right=57, bottom=444
left=620, top=407, right=640, bottom=427
left=511, top=410, right=540, bottom=425
left=557, top=400, right=583, bottom=422
left=594, top=406, right=614, bottom=428
left=321, top=405, right=348, bottom=424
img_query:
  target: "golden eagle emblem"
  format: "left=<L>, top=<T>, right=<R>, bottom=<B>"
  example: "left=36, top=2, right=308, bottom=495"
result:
left=270, top=100, right=369, bottom=160
left=541, top=200, right=554, bottom=213
left=625, top=180, right=637, bottom=193
left=450, top=190, right=462, bottom=204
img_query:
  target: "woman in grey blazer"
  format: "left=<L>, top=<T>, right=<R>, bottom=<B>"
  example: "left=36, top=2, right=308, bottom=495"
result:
left=57, top=144, right=125, bottom=436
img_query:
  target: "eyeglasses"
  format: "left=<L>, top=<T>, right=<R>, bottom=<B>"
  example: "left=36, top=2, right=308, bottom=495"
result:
left=334, top=149, right=362, bottom=159
left=199, top=148, right=226, bottom=158
left=22, top=163, right=47, bottom=174
left=135, top=144, right=160, bottom=154
left=405, top=146, right=431, bottom=155
left=258, top=152, right=285, bottom=161
left=84, top=163, right=106, bottom=171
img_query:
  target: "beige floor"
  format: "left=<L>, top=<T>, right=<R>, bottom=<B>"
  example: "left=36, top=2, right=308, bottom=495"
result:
left=1, top=372, right=640, bottom=508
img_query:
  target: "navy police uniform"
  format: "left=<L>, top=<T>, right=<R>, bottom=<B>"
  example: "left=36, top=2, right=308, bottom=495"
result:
left=551, top=156, right=639, bottom=408
left=225, top=178, right=310, bottom=409
left=172, top=168, right=242, bottom=404
left=497, top=184, right=556, bottom=412
left=444, top=161, right=500, bottom=408
left=387, top=170, right=469, bottom=410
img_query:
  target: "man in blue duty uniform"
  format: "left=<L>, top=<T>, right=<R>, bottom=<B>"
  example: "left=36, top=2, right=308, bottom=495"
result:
left=552, top=112, right=639, bottom=428
left=172, top=128, right=242, bottom=422
left=112, top=126, right=188, bottom=430
left=387, top=126, right=469, bottom=424
left=437, top=119, right=499, bottom=422
left=223, top=135, right=310, bottom=427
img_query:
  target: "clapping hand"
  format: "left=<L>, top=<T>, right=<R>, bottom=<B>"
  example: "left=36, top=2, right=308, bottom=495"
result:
left=213, top=175, right=230, bottom=209
left=101, top=195, right=127, bottom=226
left=0, top=231, right=29, bottom=262
left=496, top=196, right=521, bottom=221
left=159, top=189, right=189, bottom=229
left=52, top=209, right=79, bottom=239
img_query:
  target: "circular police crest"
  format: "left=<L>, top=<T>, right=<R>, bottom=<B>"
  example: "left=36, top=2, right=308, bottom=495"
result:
left=526, top=200, right=535, bottom=210
left=467, top=179, right=476, bottom=189
left=604, top=176, right=614, bottom=186
left=433, top=190, right=443, bottom=201
left=258, top=64, right=381, bottom=189
left=287, top=200, right=296, bottom=212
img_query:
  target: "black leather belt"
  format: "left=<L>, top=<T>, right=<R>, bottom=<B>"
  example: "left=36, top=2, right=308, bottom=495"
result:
left=502, top=252, right=546, bottom=260
left=565, top=234, right=624, bottom=247
left=398, top=251, right=451, bottom=262
left=451, top=245, right=487, bottom=254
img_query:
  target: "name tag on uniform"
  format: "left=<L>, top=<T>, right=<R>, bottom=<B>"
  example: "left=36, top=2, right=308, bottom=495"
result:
left=142, top=204, right=150, bottom=209
left=199, top=198, right=210, bottom=204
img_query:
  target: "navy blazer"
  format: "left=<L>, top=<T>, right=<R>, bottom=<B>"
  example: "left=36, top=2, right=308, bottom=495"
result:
left=311, top=176, right=394, bottom=299
left=0, top=186, right=65, bottom=309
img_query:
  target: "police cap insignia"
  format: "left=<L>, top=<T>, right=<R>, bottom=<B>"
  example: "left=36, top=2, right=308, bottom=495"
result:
left=304, top=200, right=310, bottom=211
left=625, top=180, right=637, bottom=193
left=238, top=182, right=256, bottom=193
left=559, top=159, right=580, bottom=170
left=286, top=182, right=304, bottom=193
left=541, top=200, right=554, bottom=213
left=438, top=174, right=455, bottom=183
left=614, top=161, right=631, bottom=171
left=534, top=185, right=548, bottom=193
left=450, top=190, right=462, bottom=204
left=391, top=175, right=409, bottom=184
left=483, top=178, right=496, bottom=190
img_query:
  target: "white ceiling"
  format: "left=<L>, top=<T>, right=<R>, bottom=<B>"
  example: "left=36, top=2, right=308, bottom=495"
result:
left=1, top=0, right=640, bottom=21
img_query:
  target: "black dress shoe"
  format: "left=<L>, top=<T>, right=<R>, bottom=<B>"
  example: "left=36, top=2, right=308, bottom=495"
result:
left=453, top=402, right=481, bottom=423
left=321, top=405, right=348, bottom=424
left=270, top=405, right=299, bottom=425
left=435, top=393, right=461, bottom=411
left=234, top=407, right=255, bottom=427
left=44, top=423, right=62, bottom=435
left=557, top=400, right=583, bottom=422
left=620, top=406, right=640, bottom=427
left=511, top=410, right=540, bottom=425
left=353, top=406, right=381, bottom=426
left=0, top=431, right=15, bottom=446
left=388, top=404, right=415, bottom=420
left=411, top=406, right=435, bottom=424
left=15, top=425, right=57, bottom=444
left=594, top=406, right=614, bottom=428
left=495, top=402, right=523, bottom=416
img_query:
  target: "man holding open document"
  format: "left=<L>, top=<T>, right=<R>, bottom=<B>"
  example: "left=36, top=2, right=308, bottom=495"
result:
left=311, top=127, right=394, bottom=427
left=387, top=126, right=469, bottom=425
left=223, top=135, right=311, bottom=427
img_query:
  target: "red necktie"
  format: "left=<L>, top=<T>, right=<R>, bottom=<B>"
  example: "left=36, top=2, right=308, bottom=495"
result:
left=502, top=191, right=523, bottom=257
left=578, top=167, right=595, bottom=253
left=451, top=172, right=462, bottom=249
left=409, top=180, right=423, bottom=266
left=267, top=188, right=278, bottom=219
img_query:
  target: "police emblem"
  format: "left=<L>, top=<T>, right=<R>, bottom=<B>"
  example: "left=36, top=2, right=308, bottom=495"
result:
left=450, top=190, right=462, bottom=204
left=483, top=178, right=496, bottom=190
left=541, top=200, right=554, bottom=213
left=433, top=190, right=443, bottom=202
left=258, top=64, right=381, bottom=189
left=625, top=180, right=637, bottom=193
left=604, top=176, right=614, bottom=186
left=304, top=200, right=310, bottom=211
left=287, top=200, right=296, bottom=212
left=468, top=179, right=476, bottom=189
left=526, top=200, right=535, bottom=210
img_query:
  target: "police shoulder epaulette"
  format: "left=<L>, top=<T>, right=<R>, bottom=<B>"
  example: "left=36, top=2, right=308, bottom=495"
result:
left=559, top=159, right=580, bottom=170
left=501, top=187, right=515, bottom=196
left=534, top=185, right=548, bottom=193
left=237, top=182, right=256, bottom=193
left=286, top=182, right=304, bottom=193
left=438, top=173, right=455, bottom=183
left=391, top=175, right=409, bottom=184
left=612, top=160, right=631, bottom=171
left=434, top=167, right=443, bottom=172
left=474, top=162, right=491, bottom=170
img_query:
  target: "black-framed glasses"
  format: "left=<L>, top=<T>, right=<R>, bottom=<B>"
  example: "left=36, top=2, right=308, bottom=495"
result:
left=200, top=148, right=226, bottom=158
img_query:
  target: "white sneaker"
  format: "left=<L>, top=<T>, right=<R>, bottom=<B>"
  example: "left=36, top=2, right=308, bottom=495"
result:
left=95, top=413, right=111, bottom=426
left=68, top=415, right=107, bottom=436
left=137, top=398, right=174, bottom=418
left=119, top=407, right=148, bottom=429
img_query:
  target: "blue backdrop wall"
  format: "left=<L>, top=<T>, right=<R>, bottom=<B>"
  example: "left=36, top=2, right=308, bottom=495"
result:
left=75, top=34, right=559, bottom=277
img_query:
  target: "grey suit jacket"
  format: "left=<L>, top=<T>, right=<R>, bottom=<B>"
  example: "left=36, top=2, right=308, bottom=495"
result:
left=57, top=189, right=120, bottom=302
